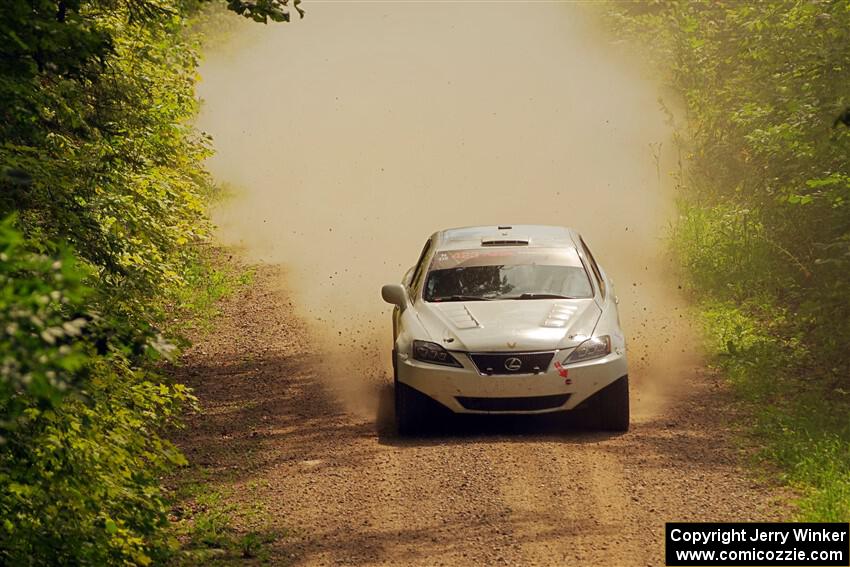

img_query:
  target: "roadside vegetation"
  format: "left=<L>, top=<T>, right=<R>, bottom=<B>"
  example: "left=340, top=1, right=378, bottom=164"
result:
left=168, top=466, right=282, bottom=565
left=0, top=0, right=298, bottom=564
left=611, top=1, right=850, bottom=521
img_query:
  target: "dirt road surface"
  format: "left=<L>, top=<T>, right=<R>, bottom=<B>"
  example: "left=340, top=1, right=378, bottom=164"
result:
left=173, top=264, right=787, bottom=567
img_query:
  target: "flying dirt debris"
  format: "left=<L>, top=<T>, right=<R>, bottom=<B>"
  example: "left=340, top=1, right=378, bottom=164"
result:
left=200, top=3, right=695, bottom=418
left=181, top=2, right=787, bottom=565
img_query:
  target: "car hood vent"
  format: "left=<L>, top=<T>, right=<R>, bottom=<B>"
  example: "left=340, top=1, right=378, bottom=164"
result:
left=481, top=238, right=529, bottom=247
left=438, top=304, right=481, bottom=329
left=542, top=303, right=579, bottom=328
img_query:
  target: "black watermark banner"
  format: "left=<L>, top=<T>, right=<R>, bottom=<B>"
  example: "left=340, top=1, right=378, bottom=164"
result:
left=666, top=523, right=849, bottom=566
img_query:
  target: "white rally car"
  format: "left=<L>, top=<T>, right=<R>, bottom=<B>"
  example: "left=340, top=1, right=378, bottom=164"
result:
left=381, top=225, right=629, bottom=435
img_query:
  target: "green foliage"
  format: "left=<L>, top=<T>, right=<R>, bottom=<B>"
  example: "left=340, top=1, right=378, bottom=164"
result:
left=0, top=217, right=92, bottom=423
left=226, top=0, right=304, bottom=22
left=1, top=2, right=213, bottom=307
left=697, top=301, right=850, bottom=522
left=0, top=0, right=301, bottom=563
left=0, top=218, right=198, bottom=565
left=1, top=360, right=193, bottom=565
left=611, top=1, right=850, bottom=520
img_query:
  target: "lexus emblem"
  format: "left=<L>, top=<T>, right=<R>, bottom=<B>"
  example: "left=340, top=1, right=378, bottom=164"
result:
left=504, top=357, right=522, bottom=372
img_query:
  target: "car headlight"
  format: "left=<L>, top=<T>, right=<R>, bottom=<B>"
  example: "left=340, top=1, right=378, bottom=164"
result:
left=412, top=340, right=462, bottom=367
left=564, top=335, right=611, bottom=364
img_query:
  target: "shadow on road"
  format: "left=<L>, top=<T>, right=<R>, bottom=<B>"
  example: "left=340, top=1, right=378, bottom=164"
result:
left=171, top=351, right=636, bottom=486
left=169, top=337, right=757, bottom=511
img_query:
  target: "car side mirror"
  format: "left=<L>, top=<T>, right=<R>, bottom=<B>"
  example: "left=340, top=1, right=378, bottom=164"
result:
left=381, top=284, right=408, bottom=309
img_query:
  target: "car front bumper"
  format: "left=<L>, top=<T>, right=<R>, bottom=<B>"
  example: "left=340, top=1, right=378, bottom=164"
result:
left=395, top=349, right=628, bottom=414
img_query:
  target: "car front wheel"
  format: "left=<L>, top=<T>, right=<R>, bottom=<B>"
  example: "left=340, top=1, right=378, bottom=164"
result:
left=586, top=375, right=629, bottom=432
left=393, top=350, right=433, bottom=436
left=395, top=381, right=434, bottom=436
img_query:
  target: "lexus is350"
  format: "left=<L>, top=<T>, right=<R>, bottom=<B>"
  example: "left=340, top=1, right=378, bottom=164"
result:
left=381, top=225, right=629, bottom=435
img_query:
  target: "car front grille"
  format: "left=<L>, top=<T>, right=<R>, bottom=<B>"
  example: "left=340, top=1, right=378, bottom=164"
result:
left=456, top=394, right=570, bottom=412
left=468, top=351, right=555, bottom=375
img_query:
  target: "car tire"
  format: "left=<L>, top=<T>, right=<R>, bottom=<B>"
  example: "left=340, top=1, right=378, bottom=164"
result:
left=589, top=375, right=630, bottom=432
left=394, top=382, right=432, bottom=436
left=392, top=351, right=432, bottom=436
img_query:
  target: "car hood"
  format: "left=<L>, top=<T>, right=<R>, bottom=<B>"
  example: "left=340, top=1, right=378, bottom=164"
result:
left=416, top=298, right=601, bottom=352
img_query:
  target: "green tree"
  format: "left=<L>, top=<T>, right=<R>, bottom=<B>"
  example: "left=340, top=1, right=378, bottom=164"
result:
left=0, top=0, right=304, bottom=563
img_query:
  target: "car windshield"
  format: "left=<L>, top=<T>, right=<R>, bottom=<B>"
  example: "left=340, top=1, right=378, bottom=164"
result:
left=423, top=247, right=594, bottom=302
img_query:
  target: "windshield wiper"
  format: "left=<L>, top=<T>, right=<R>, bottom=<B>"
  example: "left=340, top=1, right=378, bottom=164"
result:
left=431, top=295, right=492, bottom=302
left=503, top=293, right=577, bottom=300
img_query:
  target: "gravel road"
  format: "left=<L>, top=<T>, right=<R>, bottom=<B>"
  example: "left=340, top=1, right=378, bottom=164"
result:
left=173, top=264, right=787, bottom=566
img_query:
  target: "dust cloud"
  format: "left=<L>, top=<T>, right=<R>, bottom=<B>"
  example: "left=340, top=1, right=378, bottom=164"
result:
left=196, top=2, right=698, bottom=422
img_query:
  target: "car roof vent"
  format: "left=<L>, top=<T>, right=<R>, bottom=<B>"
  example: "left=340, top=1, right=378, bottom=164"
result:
left=481, top=238, right=529, bottom=247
